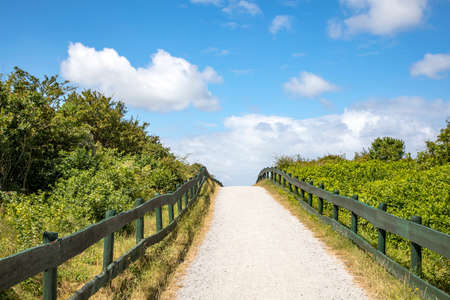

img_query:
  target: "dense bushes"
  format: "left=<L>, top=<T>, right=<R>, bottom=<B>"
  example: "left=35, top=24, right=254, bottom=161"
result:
left=275, top=126, right=449, bottom=291
left=0, top=68, right=159, bottom=193
left=0, top=68, right=200, bottom=254
left=282, top=160, right=449, bottom=233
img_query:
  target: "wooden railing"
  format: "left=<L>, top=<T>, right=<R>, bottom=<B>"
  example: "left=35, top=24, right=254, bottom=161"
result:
left=257, top=167, right=450, bottom=300
left=0, top=167, right=222, bottom=299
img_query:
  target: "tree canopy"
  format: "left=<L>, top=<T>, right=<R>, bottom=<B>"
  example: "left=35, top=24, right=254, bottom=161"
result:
left=368, top=137, right=405, bottom=161
left=0, top=67, right=177, bottom=193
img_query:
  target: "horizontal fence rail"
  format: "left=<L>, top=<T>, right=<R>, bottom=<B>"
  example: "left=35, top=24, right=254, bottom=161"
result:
left=257, top=167, right=450, bottom=300
left=0, top=167, right=222, bottom=299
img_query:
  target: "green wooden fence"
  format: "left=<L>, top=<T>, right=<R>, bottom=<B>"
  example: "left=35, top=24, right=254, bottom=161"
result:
left=0, top=167, right=222, bottom=300
left=257, top=167, right=450, bottom=300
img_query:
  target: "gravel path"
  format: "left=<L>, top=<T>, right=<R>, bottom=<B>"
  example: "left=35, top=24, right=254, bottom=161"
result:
left=176, top=186, right=369, bottom=300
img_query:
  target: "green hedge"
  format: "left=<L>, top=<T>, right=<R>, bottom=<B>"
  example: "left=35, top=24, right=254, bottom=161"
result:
left=282, top=160, right=449, bottom=292
left=0, top=147, right=199, bottom=254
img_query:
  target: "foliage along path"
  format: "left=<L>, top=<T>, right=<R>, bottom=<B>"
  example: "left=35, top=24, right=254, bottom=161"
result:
left=176, top=186, right=369, bottom=300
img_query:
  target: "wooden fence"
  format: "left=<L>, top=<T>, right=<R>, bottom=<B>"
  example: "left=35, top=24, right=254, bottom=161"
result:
left=0, top=167, right=222, bottom=300
left=257, top=167, right=449, bottom=300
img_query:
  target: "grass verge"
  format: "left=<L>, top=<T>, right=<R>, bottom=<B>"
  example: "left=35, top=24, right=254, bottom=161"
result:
left=159, top=178, right=219, bottom=300
left=1, top=179, right=218, bottom=300
left=257, top=179, right=423, bottom=300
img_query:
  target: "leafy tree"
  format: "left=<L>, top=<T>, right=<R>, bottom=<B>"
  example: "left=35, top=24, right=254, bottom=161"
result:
left=418, top=120, right=450, bottom=166
left=368, top=137, right=405, bottom=161
left=0, top=68, right=177, bottom=193
left=275, top=155, right=296, bottom=170
left=58, top=90, right=150, bottom=155
left=0, top=67, right=79, bottom=191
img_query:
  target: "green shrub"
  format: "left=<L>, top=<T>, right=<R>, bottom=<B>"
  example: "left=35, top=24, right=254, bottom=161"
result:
left=282, top=159, right=449, bottom=291
left=418, top=120, right=449, bottom=167
left=2, top=146, right=200, bottom=250
left=368, top=137, right=405, bottom=161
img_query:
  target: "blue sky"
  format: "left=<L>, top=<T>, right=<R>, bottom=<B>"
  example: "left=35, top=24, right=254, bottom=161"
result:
left=1, top=0, right=450, bottom=185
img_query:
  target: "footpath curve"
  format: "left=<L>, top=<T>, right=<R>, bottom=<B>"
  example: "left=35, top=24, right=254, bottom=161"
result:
left=176, top=186, right=369, bottom=300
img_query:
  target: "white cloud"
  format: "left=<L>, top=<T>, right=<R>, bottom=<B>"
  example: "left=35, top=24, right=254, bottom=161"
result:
left=269, top=15, right=293, bottom=34
left=223, top=0, right=262, bottom=15
left=329, top=0, right=427, bottom=38
left=327, top=19, right=343, bottom=39
left=191, top=0, right=222, bottom=5
left=192, top=0, right=261, bottom=16
left=284, top=71, right=338, bottom=98
left=60, top=43, right=222, bottom=112
left=222, top=22, right=250, bottom=29
left=283, top=0, right=299, bottom=7
left=203, top=47, right=230, bottom=56
left=167, top=97, right=449, bottom=185
left=410, top=53, right=450, bottom=79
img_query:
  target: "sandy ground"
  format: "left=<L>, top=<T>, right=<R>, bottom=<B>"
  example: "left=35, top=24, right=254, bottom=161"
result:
left=176, top=186, right=369, bottom=300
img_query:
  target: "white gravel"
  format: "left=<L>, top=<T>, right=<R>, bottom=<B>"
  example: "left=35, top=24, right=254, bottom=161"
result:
left=176, top=186, right=369, bottom=300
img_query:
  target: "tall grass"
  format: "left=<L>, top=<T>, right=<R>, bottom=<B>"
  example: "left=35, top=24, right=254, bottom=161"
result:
left=1, top=179, right=217, bottom=299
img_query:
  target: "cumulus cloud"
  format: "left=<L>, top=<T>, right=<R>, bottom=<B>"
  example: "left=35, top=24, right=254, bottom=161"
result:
left=410, top=53, right=450, bottom=79
left=167, top=97, right=449, bottom=185
left=269, top=15, right=293, bottom=34
left=284, top=71, right=338, bottom=98
left=60, top=43, right=222, bottom=112
left=222, top=0, right=262, bottom=15
left=329, top=0, right=427, bottom=38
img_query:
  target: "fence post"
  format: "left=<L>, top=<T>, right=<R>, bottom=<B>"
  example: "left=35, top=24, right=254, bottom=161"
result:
left=169, top=200, right=174, bottom=223
left=288, top=173, right=293, bottom=192
left=300, top=179, right=305, bottom=200
left=308, top=181, right=313, bottom=206
left=43, top=231, right=58, bottom=300
left=103, top=210, right=116, bottom=271
left=189, top=179, right=193, bottom=202
left=136, top=199, right=144, bottom=243
left=351, top=195, right=359, bottom=234
left=333, top=190, right=339, bottom=221
left=318, top=183, right=324, bottom=215
left=155, top=193, right=163, bottom=232
left=377, top=203, right=387, bottom=254
left=176, top=184, right=182, bottom=215
left=294, top=176, right=299, bottom=195
left=410, top=216, right=422, bottom=275
left=184, top=190, right=189, bottom=207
